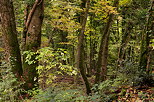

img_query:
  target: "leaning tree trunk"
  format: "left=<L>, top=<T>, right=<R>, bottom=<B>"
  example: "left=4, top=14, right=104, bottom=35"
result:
left=22, top=0, right=44, bottom=90
left=95, top=0, right=119, bottom=84
left=76, top=0, right=91, bottom=95
left=0, top=0, right=23, bottom=79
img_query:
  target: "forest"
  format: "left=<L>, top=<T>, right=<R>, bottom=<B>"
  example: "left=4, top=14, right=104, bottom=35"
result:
left=0, top=0, right=154, bottom=101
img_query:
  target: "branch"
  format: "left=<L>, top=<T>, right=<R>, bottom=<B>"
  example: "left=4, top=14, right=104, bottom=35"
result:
left=25, top=0, right=41, bottom=28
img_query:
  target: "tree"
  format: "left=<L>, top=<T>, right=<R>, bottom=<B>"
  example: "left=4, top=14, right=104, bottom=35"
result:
left=76, top=0, right=91, bottom=95
left=0, top=0, right=23, bottom=79
left=22, top=0, right=44, bottom=90
left=95, top=0, right=119, bottom=84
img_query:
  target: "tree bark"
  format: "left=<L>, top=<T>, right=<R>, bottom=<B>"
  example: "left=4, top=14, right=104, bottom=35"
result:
left=0, top=0, right=23, bottom=79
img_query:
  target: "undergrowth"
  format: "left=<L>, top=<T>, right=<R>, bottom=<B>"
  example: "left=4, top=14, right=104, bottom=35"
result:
left=0, top=64, right=24, bottom=102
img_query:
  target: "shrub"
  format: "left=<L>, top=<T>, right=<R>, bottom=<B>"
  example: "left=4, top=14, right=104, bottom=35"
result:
left=0, top=64, right=24, bottom=102
left=23, top=47, right=77, bottom=89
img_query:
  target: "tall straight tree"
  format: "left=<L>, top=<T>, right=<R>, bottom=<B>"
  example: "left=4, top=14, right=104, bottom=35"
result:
left=0, top=0, right=23, bottom=79
left=22, top=0, right=44, bottom=90
left=76, top=0, right=91, bottom=95
left=95, top=0, right=119, bottom=84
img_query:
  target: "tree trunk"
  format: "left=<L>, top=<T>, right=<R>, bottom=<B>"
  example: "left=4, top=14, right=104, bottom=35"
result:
left=76, top=0, right=91, bottom=95
left=95, top=0, right=119, bottom=84
left=22, top=4, right=30, bottom=51
left=0, top=19, right=3, bottom=66
left=88, top=31, right=93, bottom=76
left=22, top=0, right=44, bottom=90
left=0, top=0, right=23, bottom=79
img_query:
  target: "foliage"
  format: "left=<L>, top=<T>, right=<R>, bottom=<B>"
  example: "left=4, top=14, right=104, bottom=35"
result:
left=32, top=87, right=102, bottom=102
left=90, top=58, right=154, bottom=101
left=23, top=0, right=35, bottom=5
left=31, top=88, right=80, bottom=102
left=31, top=87, right=55, bottom=102
left=0, top=0, right=153, bottom=101
left=119, top=0, right=132, bottom=6
left=24, top=47, right=77, bottom=88
left=0, top=64, right=24, bottom=102
left=116, top=59, right=154, bottom=86
left=43, top=0, right=81, bottom=47
left=48, top=0, right=81, bottom=32
left=91, top=79, right=120, bottom=101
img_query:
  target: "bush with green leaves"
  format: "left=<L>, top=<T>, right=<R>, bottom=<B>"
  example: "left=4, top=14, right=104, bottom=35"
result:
left=24, top=47, right=77, bottom=88
left=116, top=59, right=153, bottom=86
left=32, top=87, right=103, bottom=102
left=32, top=88, right=80, bottom=102
left=91, top=59, right=154, bottom=101
left=91, top=79, right=120, bottom=101
left=108, top=58, right=153, bottom=87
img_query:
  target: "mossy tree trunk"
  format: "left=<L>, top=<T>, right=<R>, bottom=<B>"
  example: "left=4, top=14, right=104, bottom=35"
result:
left=0, top=0, right=23, bottom=79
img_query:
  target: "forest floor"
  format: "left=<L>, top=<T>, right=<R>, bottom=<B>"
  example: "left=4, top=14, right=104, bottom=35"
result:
left=53, top=75, right=154, bottom=102
left=117, top=86, right=154, bottom=102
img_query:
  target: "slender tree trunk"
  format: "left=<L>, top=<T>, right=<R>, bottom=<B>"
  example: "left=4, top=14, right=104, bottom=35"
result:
left=88, top=31, right=93, bottom=76
left=0, top=19, right=3, bottom=66
left=76, top=0, right=91, bottom=95
left=22, top=4, right=30, bottom=51
left=0, top=0, right=23, bottom=79
left=22, top=0, right=44, bottom=90
left=95, top=0, right=119, bottom=84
